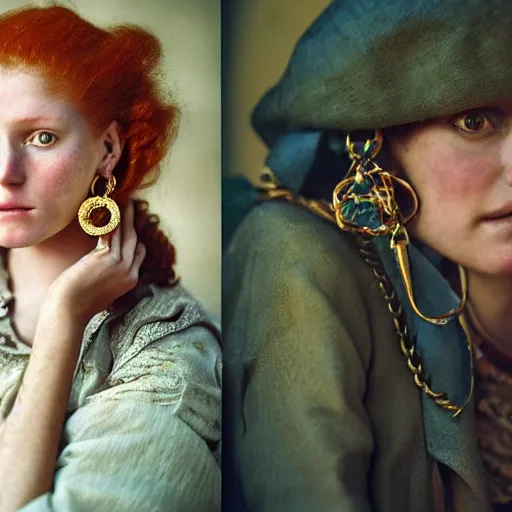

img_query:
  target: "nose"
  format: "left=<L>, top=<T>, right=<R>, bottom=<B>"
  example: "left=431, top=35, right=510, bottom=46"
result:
left=0, top=136, right=25, bottom=186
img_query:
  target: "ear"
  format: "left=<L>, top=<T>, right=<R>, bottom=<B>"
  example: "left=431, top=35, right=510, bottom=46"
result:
left=97, top=121, right=124, bottom=179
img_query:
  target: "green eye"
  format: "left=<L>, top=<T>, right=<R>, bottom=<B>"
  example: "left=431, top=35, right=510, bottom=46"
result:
left=37, top=132, right=54, bottom=145
left=27, top=132, right=57, bottom=147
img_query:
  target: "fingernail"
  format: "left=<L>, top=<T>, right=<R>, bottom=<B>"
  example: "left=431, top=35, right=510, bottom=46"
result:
left=96, top=236, right=110, bottom=251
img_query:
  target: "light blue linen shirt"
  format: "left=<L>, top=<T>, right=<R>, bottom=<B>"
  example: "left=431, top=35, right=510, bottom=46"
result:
left=0, top=265, right=221, bottom=511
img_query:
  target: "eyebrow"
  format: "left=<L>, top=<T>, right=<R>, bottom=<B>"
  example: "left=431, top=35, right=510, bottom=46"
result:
left=12, top=116, right=63, bottom=124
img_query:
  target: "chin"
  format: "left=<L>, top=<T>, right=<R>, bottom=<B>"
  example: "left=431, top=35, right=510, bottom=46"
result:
left=0, top=227, right=46, bottom=249
left=488, top=264, right=512, bottom=277
left=470, top=250, right=512, bottom=277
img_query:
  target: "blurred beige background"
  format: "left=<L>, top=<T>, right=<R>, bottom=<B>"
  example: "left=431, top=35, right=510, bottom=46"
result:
left=1, top=0, right=221, bottom=318
left=224, top=0, right=330, bottom=182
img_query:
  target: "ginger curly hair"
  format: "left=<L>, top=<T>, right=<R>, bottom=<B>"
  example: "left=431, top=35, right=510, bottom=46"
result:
left=0, top=4, right=179, bottom=285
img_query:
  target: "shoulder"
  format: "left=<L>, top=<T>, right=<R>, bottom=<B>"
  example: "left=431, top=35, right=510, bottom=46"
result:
left=79, top=282, right=220, bottom=375
left=77, top=284, right=221, bottom=407
left=224, top=200, right=392, bottom=371
left=106, top=282, right=221, bottom=377
left=225, top=199, right=379, bottom=304
left=119, top=281, right=217, bottom=333
left=76, top=284, right=221, bottom=439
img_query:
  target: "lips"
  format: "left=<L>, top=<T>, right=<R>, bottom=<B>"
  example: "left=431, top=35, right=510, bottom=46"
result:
left=0, top=203, right=32, bottom=211
left=486, top=213, right=512, bottom=221
left=483, top=209, right=512, bottom=221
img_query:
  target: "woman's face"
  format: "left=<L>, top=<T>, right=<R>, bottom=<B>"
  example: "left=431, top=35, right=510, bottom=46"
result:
left=388, top=100, right=512, bottom=276
left=0, top=69, right=119, bottom=248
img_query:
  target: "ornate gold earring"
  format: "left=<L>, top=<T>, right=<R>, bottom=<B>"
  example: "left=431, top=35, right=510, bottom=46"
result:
left=78, top=175, right=121, bottom=237
left=332, top=130, right=467, bottom=325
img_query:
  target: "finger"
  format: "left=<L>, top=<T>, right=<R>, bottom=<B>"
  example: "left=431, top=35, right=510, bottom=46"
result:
left=108, top=224, right=122, bottom=261
left=121, top=200, right=138, bottom=265
left=129, top=242, right=146, bottom=278
left=96, top=235, right=110, bottom=251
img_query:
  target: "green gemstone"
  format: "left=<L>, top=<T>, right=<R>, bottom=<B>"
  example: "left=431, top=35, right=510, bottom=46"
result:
left=341, top=201, right=357, bottom=221
left=352, top=178, right=371, bottom=194
left=363, top=139, right=377, bottom=158
left=356, top=202, right=382, bottom=230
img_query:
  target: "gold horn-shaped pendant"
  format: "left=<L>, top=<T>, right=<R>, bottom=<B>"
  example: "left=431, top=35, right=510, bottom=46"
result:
left=390, top=225, right=467, bottom=326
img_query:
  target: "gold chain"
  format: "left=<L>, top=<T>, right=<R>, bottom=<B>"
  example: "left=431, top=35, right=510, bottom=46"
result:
left=354, top=236, right=464, bottom=414
left=256, top=168, right=464, bottom=415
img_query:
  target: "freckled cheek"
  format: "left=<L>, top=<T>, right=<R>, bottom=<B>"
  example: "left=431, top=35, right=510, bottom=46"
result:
left=31, top=148, right=92, bottom=195
left=408, top=152, right=491, bottom=214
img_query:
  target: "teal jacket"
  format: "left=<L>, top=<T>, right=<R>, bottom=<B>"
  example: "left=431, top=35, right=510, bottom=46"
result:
left=224, top=199, right=490, bottom=512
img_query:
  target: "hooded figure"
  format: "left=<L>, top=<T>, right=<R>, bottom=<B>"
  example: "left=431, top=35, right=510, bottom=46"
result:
left=223, top=1, right=512, bottom=510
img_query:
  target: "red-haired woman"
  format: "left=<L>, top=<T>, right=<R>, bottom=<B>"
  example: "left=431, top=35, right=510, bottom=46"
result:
left=0, top=5, right=221, bottom=511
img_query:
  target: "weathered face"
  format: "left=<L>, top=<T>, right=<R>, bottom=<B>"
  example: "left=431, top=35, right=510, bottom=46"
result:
left=0, top=68, right=118, bottom=248
left=387, top=101, right=512, bottom=275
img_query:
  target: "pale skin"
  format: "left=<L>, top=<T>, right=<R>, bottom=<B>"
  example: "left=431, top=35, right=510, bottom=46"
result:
left=0, top=69, right=146, bottom=510
left=387, top=100, right=512, bottom=358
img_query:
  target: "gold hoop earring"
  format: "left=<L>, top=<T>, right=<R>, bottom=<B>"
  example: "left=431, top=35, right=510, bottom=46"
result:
left=332, top=130, right=466, bottom=325
left=78, top=175, right=121, bottom=237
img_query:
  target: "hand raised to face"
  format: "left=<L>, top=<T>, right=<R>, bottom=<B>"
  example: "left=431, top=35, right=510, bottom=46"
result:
left=46, top=200, right=146, bottom=325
